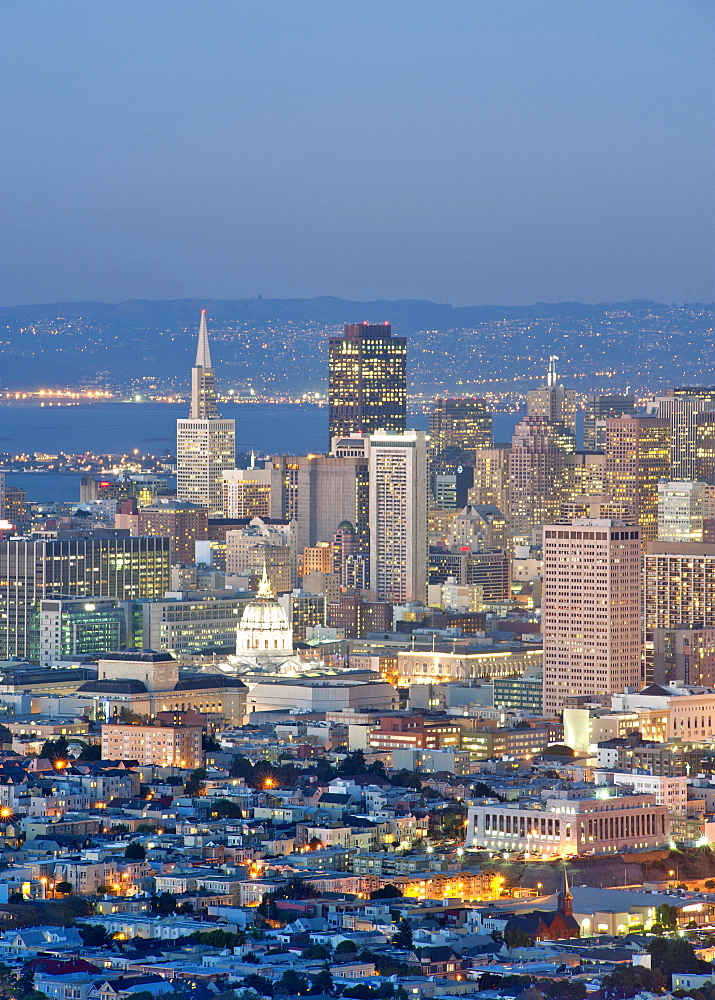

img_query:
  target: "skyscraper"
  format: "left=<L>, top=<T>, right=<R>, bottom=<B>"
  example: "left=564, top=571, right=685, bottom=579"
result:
left=583, top=394, right=636, bottom=451
left=508, top=416, right=574, bottom=538
left=604, top=415, right=670, bottom=541
left=695, top=411, right=715, bottom=484
left=429, top=396, right=492, bottom=469
left=527, top=357, right=577, bottom=435
left=328, top=322, right=406, bottom=443
left=542, top=519, right=642, bottom=714
left=369, top=430, right=428, bottom=604
left=177, top=311, right=235, bottom=515
left=269, top=453, right=370, bottom=554
left=643, top=541, right=715, bottom=683
left=653, top=389, right=715, bottom=480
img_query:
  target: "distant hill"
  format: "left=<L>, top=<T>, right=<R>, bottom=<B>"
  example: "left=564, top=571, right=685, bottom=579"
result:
left=0, top=296, right=713, bottom=395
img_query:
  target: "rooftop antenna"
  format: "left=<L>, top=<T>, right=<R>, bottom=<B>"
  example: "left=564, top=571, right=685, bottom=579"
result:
left=547, top=355, right=559, bottom=387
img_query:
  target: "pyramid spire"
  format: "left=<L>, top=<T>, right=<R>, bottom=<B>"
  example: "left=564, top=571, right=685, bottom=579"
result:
left=189, top=310, right=218, bottom=419
left=195, top=309, right=213, bottom=369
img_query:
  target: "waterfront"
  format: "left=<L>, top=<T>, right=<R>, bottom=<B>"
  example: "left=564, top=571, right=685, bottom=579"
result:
left=0, top=401, right=524, bottom=503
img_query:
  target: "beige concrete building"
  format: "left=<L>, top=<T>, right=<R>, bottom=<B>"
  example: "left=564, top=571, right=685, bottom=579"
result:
left=369, top=430, right=428, bottom=604
left=396, top=645, right=542, bottom=686
left=101, top=722, right=203, bottom=769
left=222, top=467, right=272, bottom=519
left=542, top=520, right=642, bottom=715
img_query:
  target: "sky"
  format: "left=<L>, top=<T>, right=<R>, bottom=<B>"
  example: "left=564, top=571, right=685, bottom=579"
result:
left=2, top=1, right=713, bottom=307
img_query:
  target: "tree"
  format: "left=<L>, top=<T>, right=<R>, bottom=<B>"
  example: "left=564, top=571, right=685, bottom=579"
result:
left=705, top=880, right=715, bottom=889
left=337, top=750, right=366, bottom=775
left=393, top=918, right=413, bottom=949
left=0, top=725, right=12, bottom=746
left=335, top=940, right=357, bottom=955
left=124, top=841, right=146, bottom=860
left=211, top=799, right=243, bottom=819
left=544, top=744, right=575, bottom=758
left=39, top=735, right=69, bottom=763
left=54, top=882, right=72, bottom=896
left=655, top=903, right=679, bottom=930
left=78, top=925, right=111, bottom=947
left=78, top=744, right=102, bottom=761
left=241, top=975, right=273, bottom=997
left=118, top=706, right=143, bottom=724
left=315, top=757, right=337, bottom=782
left=545, top=983, right=587, bottom=1000
left=195, top=929, right=243, bottom=949
left=505, top=926, right=532, bottom=949
left=230, top=755, right=255, bottom=780
left=150, top=892, right=177, bottom=915
left=310, top=966, right=333, bottom=995
left=276, top=969, right=308, bottom=996
left=601, top=966, right=666, bottom=999
left=185, top=767, right=208, bottom=796
left=649, top=937, right=710, bottom=978
left=390, top=770, right=423, bottom=791
left=370, top=884, right=403, bottom=900
left=203, top=734, right=221, bottom=752
left=303, top=944, right=330, bottom=960
left=342, top=988, right=373, bottom=1000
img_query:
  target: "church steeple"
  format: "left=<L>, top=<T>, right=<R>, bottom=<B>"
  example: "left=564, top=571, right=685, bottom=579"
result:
left=189, top=310, right=219, bottom=419
left=557, top=869, right=573, bottom=917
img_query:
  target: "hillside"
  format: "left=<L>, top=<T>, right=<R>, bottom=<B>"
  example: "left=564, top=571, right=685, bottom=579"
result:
left=0, top=296, right=713, bottom=395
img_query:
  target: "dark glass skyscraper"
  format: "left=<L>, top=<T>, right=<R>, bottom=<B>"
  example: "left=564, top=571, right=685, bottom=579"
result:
left=328, top=322, right=406, bottom=444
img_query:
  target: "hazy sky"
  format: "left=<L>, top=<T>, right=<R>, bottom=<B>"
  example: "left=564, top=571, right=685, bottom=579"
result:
left=2, top=1, right=713, bottom=306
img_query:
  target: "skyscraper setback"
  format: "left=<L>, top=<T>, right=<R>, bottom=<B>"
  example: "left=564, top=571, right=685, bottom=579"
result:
left=328, top=322, right=406, bottom=443
left=177, top=311, right=236, bottom=516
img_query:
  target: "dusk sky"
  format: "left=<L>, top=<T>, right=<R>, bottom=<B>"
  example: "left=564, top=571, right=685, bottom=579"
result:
left=3, top=1, right=713, bottom=307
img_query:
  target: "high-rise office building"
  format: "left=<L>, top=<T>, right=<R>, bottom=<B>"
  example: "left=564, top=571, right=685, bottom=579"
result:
left=564, top=451, right=607, bottom=497
left=653, top=389, right=715, bottom=481
left=643, top=541, right=715, bottom=684
left=469, top=447, right=510, bottom=517
left=604, top=415, right=670, bottom=541
left=177, top=312, right=236, bottom=515
left=328, top=322, right=406, bottom=443
left=527, top=357, right=577, bottom=435
left=695, top=411, right=715, bottom=485
left=429, top=397, right=492, bottom=469
left=222, top=467, right=272, bottom=519
left=0, top=530, right=170, bottom=660
left=508, top=416, right=574, bottom=538
left=0, top=474, right=26, bottom=530
left=369, top=430, right=428, bottom=604
left=583, top=394, right=636, bottom=451
left=269, top=453, right=369, bottom=554
left=657, top=481, right=705, bottom=543
left=137, top=500, right=208, bottom=563
left=542, top=520, right=642, bottom=715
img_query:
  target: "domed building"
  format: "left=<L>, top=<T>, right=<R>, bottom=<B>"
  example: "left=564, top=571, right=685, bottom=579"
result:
left=225, top=567, right=304, bottom=675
